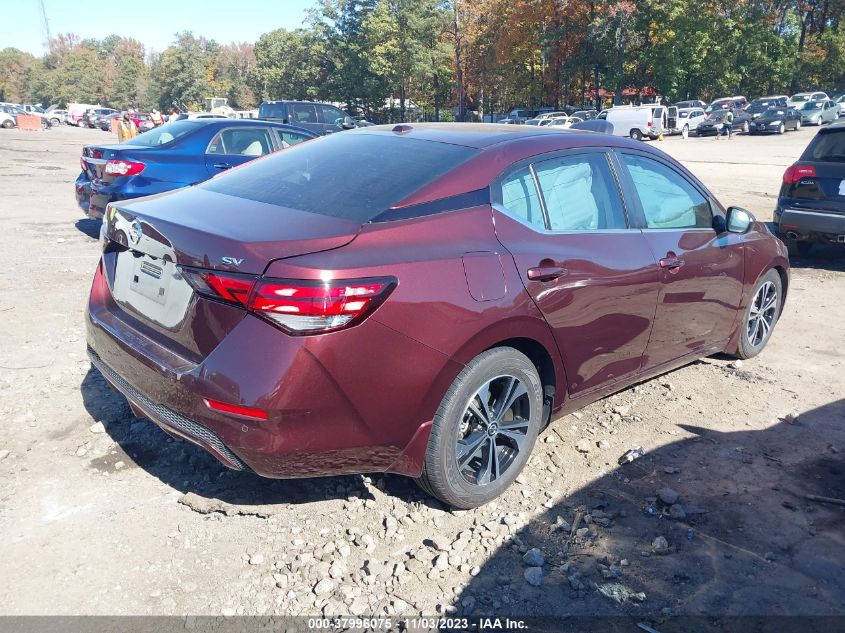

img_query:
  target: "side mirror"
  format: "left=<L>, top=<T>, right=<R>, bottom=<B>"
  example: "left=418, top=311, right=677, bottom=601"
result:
left=341, top=115, right=356, bottom=130
left=725, top=206, right=753, bottom=233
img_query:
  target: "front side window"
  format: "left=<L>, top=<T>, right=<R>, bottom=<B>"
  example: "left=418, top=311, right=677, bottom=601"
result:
left=499, top=167, right=544, bottom=229
left=319, top=105, right=347, bottom=125
left=621, top=154, right=712, bottom=229
left=207, top=128, right=274, bottom=156
left=534, top=154, right=626, bottom=231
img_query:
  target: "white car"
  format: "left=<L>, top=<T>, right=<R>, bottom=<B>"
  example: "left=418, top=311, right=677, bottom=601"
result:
left=547, top=116, right=581, bottom=129
left=677, top=107, right=706, bottom=136
left=788, top=91, right=829, bottom=108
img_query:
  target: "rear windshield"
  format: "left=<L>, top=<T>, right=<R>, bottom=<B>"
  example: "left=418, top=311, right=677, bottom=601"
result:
left=129, top=121, right=201, bottom=146
left=200, top=133, right=477, bottom=221
left=803, top=129, right=845, bottom=162
left=259, top=103, right=287, bottom=119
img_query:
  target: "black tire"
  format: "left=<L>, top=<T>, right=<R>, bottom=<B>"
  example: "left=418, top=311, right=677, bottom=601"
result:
left=733, top=269, right=782, bottom=360
left=742, top=121, right=749, bottom=134
left=630, top=129, right=643, bottom=141
left=778, top=123, right=785, bottom=135
left=1, top=120, right=13, bottom=129
left=416, top=347, right=543, bottom=509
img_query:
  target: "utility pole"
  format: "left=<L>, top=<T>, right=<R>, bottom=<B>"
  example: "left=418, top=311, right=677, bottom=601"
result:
left=39, top=0, right=52, bottom=52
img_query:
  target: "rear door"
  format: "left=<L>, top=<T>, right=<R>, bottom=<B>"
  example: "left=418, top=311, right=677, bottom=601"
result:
left=667, top=106, right=678, bottom=131
left=493, top=148, right=660, bottom=396
left=289, top=102, right=323, bottom=135
left=204, top=126, right=277, bottom=176
left=615, top=150, right=744, bottom=368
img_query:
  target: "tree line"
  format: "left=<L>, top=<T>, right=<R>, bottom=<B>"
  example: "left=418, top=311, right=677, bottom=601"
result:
left=1, top=0, right=843, bottom=121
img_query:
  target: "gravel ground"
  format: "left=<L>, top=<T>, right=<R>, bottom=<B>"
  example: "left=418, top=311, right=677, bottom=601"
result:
left=0, top=124, right=843, bottom=624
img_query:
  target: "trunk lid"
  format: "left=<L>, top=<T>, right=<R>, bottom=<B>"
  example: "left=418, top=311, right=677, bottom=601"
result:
left=101, top=186, right=361, bottom=360
left=105, top=186, right=361, bottom=274
left=786, top=161, right=845, bottom=214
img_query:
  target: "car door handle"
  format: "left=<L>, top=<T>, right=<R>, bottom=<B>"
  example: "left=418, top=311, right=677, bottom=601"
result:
left=212, top=162, right=231, bottom=170
left=527, top=266, right=568, bottom=281
left=659, top=256, right=685, bottom=271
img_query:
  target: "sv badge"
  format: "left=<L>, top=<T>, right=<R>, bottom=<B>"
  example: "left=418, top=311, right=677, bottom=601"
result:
left=221, top=256, right=244, bottom=266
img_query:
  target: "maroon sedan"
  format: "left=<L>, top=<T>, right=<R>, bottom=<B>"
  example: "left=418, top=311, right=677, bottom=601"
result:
left=86, top=124, right=788, bottom=508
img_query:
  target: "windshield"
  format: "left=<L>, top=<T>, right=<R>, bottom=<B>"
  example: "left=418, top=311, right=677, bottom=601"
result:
left=127, top=120, right=201, bottom=146
left=200, top=133, right=477, bottom=222
left=803, top=130, right=845, bottom=162
left=801, top=102, right=824, bottom=110
left=763, top=109, right=786, bottom=117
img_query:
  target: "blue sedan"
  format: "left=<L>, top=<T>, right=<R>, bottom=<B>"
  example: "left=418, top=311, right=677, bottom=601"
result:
left=75, top=119, right=317, bottom=219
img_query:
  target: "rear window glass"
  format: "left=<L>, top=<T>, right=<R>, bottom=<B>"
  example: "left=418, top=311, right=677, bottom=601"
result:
left=259, top=103, right=287, bottom=119
left=129, top=121, right=201, bottom=146
left=200, top=133, right=477, bottom=221
left=803, top=129, right=845, bottom=162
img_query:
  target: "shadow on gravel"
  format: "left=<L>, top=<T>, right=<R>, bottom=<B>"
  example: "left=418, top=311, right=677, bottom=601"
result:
left=454, top=399, right=845, bottom=630
left=786, top=244, right=845, bottom=273
left=78, top=366, right=428, bottom=508
left=75, top=218, right=101, bottom=240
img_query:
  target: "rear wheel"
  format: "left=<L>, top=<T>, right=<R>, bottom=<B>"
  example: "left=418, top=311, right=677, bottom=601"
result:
left=742, top=120, right=750, bottom=134
left=681, top=124, right=689, bottom=139
left=630, top=129, right=643, bottom=141
left=416, top=347, right=542, bottom=509
left=733, top=269, right=782, bottom=360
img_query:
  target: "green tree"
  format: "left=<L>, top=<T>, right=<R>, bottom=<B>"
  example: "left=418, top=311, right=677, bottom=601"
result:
left=249, top=29, right=326, bottom=101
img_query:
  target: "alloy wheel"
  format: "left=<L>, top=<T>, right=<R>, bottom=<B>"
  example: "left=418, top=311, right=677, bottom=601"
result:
left=455, top=375, right=532, bottom=486
left=747, top=281, right=778, bottom=347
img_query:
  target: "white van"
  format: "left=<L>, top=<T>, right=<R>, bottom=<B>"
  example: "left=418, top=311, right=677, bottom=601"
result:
left=597, top=105, right=668, bottom=140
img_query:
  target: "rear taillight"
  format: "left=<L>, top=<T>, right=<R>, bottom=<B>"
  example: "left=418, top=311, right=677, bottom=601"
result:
left=783, top=164, right=816, bottom=184
left=104, top=159, right=145, bottom=176
left=180, top=268, right=396, bottom=335
left=250, top=277, right=396, bottom=334
left=180, top=269, right=254, bottom=307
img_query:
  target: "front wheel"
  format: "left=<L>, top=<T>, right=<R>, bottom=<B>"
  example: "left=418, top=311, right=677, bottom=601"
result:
left=1, top=120, right=13, bottom=129
left=681, top=124, right=689, bottom=139
left=742, top=121, right=749, bottom=134
left=733, top=270, right=782, bottom=360
left=778, top=123, right=785, bottom=135
left=795, top=120, right=801, bottom=130
left=416, top=347, right=542, bottom=509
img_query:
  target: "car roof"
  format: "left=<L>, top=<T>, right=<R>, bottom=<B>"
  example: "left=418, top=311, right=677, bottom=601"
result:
left=184, top=118, right=318, bottom=136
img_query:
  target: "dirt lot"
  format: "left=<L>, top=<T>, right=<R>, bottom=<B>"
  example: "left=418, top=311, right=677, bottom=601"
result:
left=0, top=125, right=843, bottom=627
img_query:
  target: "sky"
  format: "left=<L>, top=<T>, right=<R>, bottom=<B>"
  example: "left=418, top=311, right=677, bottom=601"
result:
left=3, top=0, right=317, bottom=56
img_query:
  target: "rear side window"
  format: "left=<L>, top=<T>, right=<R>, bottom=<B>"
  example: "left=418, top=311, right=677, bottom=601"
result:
left=128, top=121, right=201, bottom=146
left=534, top=154, right=626, bottom=230
left=803, top=130, right=845, bottom=162
left=207, top=128, right=274, bottom=156
left=500, top=168, right=544, bottom=229
left=200, top=133, right=477, bottom=221
left=622, top=154, right=712, bottom=229
left=279, top=130, right=311, bottom=148
left=259, top=103, right=287, bottom=119
left=292, top=103, right=318, bottom=124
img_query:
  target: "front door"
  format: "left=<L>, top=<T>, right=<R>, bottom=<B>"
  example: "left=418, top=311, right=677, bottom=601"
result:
left=615, top=151, right=745, bottom=368
left=493, top=149, right=660, bottom=396
left=289, top=102, right=323, bottom=135
left=318, top=104, right=349, bottom=134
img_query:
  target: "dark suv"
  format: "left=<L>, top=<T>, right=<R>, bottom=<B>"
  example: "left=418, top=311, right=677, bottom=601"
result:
left=258, top=101, right=356, bottom=136
left=775, top=121, right=845, bottom=255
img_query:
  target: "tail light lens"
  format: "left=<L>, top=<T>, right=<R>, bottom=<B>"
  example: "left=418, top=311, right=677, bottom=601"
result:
left=180, top=268, right=396, bottom=335
left=203, top=398, right=268, bottom=420
left=783, top=164, right=816, bottom=184
left=250, top=277, right=396, bottom=334
left=104, top=159, right=145, bottom=176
